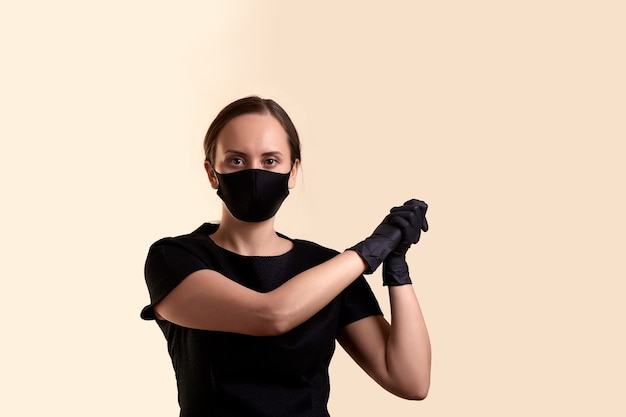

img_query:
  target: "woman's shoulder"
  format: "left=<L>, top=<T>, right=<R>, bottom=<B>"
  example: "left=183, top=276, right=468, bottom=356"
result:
left=148, top=223, right=218, bottom=251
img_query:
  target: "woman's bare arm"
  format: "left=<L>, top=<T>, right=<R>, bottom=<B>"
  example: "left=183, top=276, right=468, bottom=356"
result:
left=154, top=250, right=368, bottom=336
left=337, top=285, right=431, bottom=400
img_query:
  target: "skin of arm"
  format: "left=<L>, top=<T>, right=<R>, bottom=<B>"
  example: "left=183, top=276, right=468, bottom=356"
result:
left=154, top=250, right=368, bottom=336
left=337, top=285, right=431, bottom=400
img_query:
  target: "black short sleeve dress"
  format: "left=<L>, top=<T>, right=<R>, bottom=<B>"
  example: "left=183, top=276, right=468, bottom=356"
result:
left=141, top=223, right=382, bottom=417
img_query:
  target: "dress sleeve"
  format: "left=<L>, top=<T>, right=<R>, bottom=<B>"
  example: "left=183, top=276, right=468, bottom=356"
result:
left=140, top=238, right=209, bottom=320
left=338, top=275, right=383, bottom=327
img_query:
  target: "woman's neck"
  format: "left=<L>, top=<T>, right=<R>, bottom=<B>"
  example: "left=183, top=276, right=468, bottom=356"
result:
left=210, top=214, right=292, bottom=256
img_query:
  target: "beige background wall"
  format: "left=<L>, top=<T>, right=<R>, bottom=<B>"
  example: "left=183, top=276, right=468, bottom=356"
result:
left=1, top=1, right=624, bottom=415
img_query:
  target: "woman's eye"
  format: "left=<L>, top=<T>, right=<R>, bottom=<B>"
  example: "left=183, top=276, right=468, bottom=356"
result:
left=265, top=158, right=278, bottom=166
left=229, top=157, right=244, bottom=165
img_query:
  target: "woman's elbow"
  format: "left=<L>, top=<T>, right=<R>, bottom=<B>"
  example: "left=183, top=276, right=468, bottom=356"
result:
left=406, top=387, right=429, bottom=401
left=395, top=380, right=430, bottom=401
left=261, top=317, right=292, bottom=336
left=255, top=300, right=295, bottom=336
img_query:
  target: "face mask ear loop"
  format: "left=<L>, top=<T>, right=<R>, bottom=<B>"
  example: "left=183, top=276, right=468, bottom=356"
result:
left=207, top=160, right=222, bottom=175
left=207, top=160, right=222, bottom=189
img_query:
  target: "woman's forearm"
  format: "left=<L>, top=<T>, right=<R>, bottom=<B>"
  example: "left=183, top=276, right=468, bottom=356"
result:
left=385, top=285, right=432, bottom=399
left=155, top=250, right=369, bottom=336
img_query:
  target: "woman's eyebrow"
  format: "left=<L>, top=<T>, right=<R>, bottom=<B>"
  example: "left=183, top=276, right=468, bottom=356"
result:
left=224, top=150, right=283, bottom=157
left=261, top=151, right=283, bottom=157
left=224, top=150, right=247, bottom=156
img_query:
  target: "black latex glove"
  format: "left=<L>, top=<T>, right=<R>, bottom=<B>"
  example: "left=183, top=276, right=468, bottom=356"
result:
left=347, top=206, right=421, bottom=274
left=382, top=199, right=429, bottom=286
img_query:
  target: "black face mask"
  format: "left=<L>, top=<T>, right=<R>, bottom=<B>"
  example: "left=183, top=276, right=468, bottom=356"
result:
left=214, top=168, right=291, bottom=222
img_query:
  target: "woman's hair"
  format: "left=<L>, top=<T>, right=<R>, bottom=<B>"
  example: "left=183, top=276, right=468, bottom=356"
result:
left=203, top=96, right=301, bottom=166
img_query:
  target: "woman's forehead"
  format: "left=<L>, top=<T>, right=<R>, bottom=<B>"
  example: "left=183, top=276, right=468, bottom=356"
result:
left=216, top=113, right=289, bottom=153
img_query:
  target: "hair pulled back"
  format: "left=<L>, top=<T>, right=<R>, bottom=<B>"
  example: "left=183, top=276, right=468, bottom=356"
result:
left=203, top=96, right=301, bottom=166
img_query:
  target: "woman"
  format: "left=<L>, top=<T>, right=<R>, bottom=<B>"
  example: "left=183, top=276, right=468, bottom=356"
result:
left=141, top=96, right=431, bottom=417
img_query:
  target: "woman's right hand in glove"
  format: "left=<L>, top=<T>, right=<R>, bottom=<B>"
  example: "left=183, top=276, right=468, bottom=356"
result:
left=347, top=201, right=426, bottom=274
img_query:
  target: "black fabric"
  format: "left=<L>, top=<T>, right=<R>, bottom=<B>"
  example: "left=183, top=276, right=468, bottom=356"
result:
left=141, top=223, right=382, bottom=417
left=215, top=168, right=290, bottom=222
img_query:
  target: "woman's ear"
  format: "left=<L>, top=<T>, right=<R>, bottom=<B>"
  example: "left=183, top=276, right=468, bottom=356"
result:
left=288, top=159, right=300, bottom=189
left=204, top=161, right=219, bottom=190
